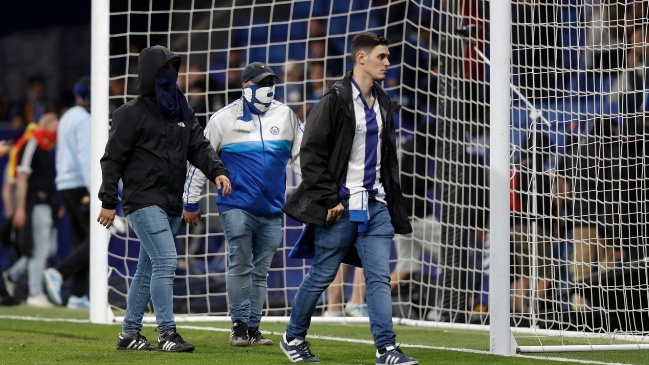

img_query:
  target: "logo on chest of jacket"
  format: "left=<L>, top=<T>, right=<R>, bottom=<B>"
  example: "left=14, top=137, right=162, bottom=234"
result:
left=270, top=126, right=280, bottom=135
left=177, top=122, right=185, bottom=127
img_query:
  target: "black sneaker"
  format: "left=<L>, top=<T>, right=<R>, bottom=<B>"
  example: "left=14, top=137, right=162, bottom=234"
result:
left=230, top=320, right=249, bottom=347
left=280, top=333, right=320, bottom=363
left=248, top=327, right=273, bottom=346
left=375, top=346, right=418, bottom=364
left=157, top=330, right=195, bottom=352
left=116, top=332, right=156, bottom=351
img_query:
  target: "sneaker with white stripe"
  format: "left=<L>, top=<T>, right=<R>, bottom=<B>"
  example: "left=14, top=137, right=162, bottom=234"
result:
left=375, top=346, right=418, bottom=364
left=248, top=327, right=273, bottom=345
left=43, top=268, right=63, bottom=306
left=157, top=330, right=195, bottom=352
left=280, top=333, right=321, bottom=363
left=116, top=332, right=156, bottom=351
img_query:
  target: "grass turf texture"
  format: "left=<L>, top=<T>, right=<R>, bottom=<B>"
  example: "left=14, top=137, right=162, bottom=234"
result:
left=0, top=306, right=646, bottom=364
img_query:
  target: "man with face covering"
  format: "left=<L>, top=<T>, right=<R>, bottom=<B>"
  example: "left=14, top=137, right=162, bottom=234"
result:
left=182, top=62, right=303, bottom=347
left=98, top=45, right=232, bottom=352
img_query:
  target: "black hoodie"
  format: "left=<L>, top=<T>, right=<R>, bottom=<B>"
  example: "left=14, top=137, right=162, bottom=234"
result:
left=99, top=46, right=229, bottom=216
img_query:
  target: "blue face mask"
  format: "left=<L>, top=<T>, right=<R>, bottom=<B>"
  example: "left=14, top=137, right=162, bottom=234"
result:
left=155, top=66, right=190, bottom=122
left=242, top=85, right=275, bottom=115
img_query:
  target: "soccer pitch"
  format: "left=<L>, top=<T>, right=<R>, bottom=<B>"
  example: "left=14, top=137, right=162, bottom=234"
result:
left=0, top=307, right=646, bottom=365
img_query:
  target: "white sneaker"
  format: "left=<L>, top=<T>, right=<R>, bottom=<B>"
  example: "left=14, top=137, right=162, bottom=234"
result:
left=26, top=293, right=54, bottom=308
left=344, top=302, right=368, bottom=317
left=323, top=310, right=343, bottom=317
left=67, top=295, right=90, bottom=309
left=2, top=271, right=14, bottom=296
left=43, top=267, right=63, bottom=305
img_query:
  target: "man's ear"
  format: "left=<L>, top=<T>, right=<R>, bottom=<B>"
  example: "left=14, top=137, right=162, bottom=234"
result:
left=355, top=51, right=366, bottom=65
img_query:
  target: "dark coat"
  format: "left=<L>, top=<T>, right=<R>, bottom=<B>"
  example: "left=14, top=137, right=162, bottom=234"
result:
left=283, top=72, right=412, bottom=267
left=99, top=46, right=228, bottom=216
left=283, top=72, right=411, bottom=234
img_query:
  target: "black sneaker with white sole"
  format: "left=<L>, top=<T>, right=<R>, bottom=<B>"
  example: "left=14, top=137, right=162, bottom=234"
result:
left=248, top=327, right=273, bottom=345
left=229, top=320, right=249, bottom=347
left=157, top=330, right=195, bottom=352
left=116, top=332, right=156, bottom=351
left=280, top=333, right=321, bottom=363
left=375, top=346, right=418, bottom=364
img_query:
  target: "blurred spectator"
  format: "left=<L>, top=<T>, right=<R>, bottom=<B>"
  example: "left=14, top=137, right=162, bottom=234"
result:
left=475, top=134, right=560, bottom=320
left=619, top=116, right=649, bottom=263
left=305, top=61, right=326, bottom=116
left=177, top=63, right=206, bottom=93
left=283, top=61, right=306, bottom=116
left=43, top=76, right=92, bottom=309
left=0, top=90, right=7, bottom=121
left=5, top=113, right=60, bottom=307
left=126, top=43, right=142, bottom=95
left=555, top=118, right=620, bottom=311
left=109, top=70, right=127, bottom=117
left=511, top=0, right=561, bottom=101
left=188, top=81, right=208, bottom=129
left=584, top=0, right=628, bottom=70
left=391, top=125, right=442, bottom=320
left=178, top=63, right=208, bottom=128
left=308, top=19, right=326, bottom=38
left=212, top=50, right=244, bottom=109
left=20, top=76, right=57, bottom=125
left=324, top=266, right=367, bottom=317
left=610, top=26, right=648, bottom=114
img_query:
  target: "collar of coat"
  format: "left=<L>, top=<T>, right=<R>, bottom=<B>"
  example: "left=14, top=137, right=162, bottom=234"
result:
left=325, top=72, right=397, bottom=119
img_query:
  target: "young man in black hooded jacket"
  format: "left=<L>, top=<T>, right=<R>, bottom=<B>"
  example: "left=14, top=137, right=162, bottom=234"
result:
left=98, top=45, right=232, bottom=352
left=280, top=32, right=417, bottom=365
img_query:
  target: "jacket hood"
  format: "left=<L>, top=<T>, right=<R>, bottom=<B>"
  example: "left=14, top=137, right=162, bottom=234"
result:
left=137, top=46, right=181, bottom=96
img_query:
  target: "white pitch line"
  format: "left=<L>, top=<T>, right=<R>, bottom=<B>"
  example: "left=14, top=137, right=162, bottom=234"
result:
left=0, top=316, right=635, bottom=365
left=174, top=325, right=634, bottom=365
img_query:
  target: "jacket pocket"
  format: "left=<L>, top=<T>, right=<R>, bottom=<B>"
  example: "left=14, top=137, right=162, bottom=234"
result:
left=122, top=166, right=154, bottom=203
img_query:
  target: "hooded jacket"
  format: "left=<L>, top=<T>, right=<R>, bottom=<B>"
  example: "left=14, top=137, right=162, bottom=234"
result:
left=99, top=46, right=229, bottom=216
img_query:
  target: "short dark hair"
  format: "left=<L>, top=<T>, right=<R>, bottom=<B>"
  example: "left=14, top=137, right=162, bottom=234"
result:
left=350, top=32, right=390, bottom=64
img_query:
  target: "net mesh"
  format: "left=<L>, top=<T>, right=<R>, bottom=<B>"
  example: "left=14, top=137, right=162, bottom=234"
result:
left=104, top=0, right=649, bottom=348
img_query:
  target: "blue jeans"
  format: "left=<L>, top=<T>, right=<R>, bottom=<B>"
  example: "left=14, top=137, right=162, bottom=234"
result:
left=286, top=200, right=396, bottom=349
left=123, top=206, right=181, bottom=337
left=220, top=209, right=282, bottom=328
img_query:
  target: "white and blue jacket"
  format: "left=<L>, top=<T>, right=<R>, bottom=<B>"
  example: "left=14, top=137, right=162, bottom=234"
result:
left=183, top=99, right=303, bottom=215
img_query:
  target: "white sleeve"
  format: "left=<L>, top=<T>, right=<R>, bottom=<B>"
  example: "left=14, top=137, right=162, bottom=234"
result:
left=183, top=113, right=223, bottom=208
left=289, top=111, right=304, bottom=176
left=78, top=114, right=92, bottom=191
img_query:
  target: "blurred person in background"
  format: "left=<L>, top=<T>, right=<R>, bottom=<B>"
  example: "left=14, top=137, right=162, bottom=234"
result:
left=4, top=113, right=59, bottom=307
left=21, top=76, right=56, bottom=125
left=43, top=76, right=92, bottom=309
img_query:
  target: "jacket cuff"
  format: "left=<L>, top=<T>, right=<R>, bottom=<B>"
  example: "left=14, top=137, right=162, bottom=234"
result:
left=324, top=196, right=340, bottom=210
left=101, top=201, right=117, bottom=210
left=184, top=203, right=200, bottom=212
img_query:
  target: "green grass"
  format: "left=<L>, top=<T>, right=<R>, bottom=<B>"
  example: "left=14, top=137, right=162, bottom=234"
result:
left=0, top=306, right=646, bottom=364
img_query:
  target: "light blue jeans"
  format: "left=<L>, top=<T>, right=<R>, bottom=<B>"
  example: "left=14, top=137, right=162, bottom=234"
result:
left=286, top=200, right=396, bottom=349
left=219, top=209, right=282, bottom=328
left=123, top=206, right=181, bottom=337
left=8, top=204, right=57, bottom=297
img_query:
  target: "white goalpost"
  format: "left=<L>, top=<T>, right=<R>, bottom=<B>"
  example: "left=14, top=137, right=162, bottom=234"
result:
left=90, top=0, right=649, bottom=355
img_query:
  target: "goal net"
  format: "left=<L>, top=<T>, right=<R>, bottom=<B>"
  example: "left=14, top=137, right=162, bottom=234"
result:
left=91, top=0, right=649, bottom=354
